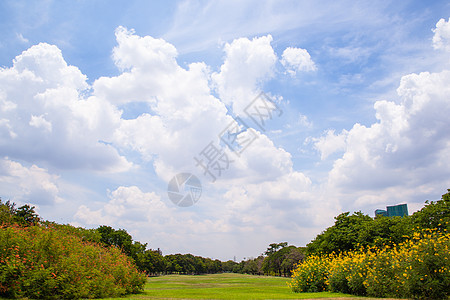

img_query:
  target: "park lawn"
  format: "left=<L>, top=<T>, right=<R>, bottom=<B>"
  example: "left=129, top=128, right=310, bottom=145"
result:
left=106, top=273, right=358, bottom=299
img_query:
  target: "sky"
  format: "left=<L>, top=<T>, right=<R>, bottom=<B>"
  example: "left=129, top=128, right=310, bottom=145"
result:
left=1, top=0, right=450, bottom=261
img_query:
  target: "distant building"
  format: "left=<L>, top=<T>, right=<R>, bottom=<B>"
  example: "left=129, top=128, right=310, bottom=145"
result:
left=375, top=204, right=408, bottom=217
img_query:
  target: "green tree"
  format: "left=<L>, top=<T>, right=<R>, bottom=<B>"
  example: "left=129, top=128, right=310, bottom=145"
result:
left=222, top=260, right=238, bottom=272
left=281, top=246, right=305, bottom=276
left=262, top=242, right=288, bottom=276
left=0, top=199, right=15, bottom=225
left=358, top=214, right=412, bottom=248
left=410, top=189, right=450, bottom=232
left=14, top=204, right=40, bottom=226
left=306, top=212, right=373, bottom=254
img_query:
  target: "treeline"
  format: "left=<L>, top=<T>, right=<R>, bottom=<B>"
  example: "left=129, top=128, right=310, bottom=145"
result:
left=231, top=243, right=304, bottom=277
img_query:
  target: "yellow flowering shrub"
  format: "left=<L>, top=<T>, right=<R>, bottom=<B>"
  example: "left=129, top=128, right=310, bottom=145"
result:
left=288, top=254, right=333, bottom=292
left=290, top=228, right=450, bottom=299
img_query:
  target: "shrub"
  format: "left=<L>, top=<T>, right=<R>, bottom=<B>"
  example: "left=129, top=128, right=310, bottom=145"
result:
left=328, top=249, right=373, bottom=296
left=0, top=224, right=146, bottom=299
left=289, top=254, right=332, bottom=292
left=290, top=228, right=450, bottom=299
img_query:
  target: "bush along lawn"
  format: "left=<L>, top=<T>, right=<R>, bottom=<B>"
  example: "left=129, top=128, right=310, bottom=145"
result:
left=0, top=224, right=147, bottom=299
left=290, top=227, right=450, bottom=299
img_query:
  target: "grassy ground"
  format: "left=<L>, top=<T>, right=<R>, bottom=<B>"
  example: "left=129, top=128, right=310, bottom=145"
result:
left=106, top=273, right=361, bottom=299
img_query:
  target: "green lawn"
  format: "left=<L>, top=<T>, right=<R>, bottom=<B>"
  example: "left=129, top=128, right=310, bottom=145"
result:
left=106, top=273, right=359, bottom=299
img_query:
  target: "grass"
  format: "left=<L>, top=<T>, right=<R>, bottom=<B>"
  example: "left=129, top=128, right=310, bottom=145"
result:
left=105, top=273, right=361, bottom=299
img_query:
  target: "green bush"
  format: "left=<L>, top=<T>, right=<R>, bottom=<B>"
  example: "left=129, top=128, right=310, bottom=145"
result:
left=0, top=224, right=146, bottom=299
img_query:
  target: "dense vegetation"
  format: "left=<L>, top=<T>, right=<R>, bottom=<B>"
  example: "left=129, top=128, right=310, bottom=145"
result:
left=290, top=189, right=450, bottom=299
left=0, top=201, right=146, bottom=299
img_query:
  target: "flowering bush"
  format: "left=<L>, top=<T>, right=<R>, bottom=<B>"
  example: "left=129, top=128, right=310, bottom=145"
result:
left=288, top=253, right=332, bottom=292
left=0, top=224, right=146, bottom=299
left=290, top=227, right=450, bottom=299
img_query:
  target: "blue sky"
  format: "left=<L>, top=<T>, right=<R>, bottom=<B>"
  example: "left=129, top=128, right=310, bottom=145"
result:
left=1, top=0, right=450, bottom=260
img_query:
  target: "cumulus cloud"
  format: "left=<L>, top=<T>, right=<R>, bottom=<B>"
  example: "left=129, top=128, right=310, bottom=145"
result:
left=313, top=129, right=348, bottom=160
left=92, top=28, right=299, bottom=186
left=0, top=43, right=131, bottom=172
left=281, top=47, right=316, bottom=76
left=324, top=70, right=450, bottom=199
left=0, top=157, right=62, bottom=205
left=211, top=35, right=277, bottom=114
left=75, top=186, right=166, bottom=226
left=433, top=18, right=450, bottom=51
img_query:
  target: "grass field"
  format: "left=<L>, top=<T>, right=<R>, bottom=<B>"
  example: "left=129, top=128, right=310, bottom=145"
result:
left=106, top=273, right=360, bottom=299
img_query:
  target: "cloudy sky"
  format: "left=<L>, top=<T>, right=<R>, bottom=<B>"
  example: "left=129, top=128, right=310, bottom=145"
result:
left=1, top=0, right=450, bottom=261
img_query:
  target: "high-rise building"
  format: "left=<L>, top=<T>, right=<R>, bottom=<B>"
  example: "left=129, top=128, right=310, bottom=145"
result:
left=374, top=204, right=408, bottom=217
left=386, top=204, right=408, bottom=217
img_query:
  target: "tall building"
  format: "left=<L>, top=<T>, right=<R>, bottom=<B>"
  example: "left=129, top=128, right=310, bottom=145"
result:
left=387, top=204, right=408, bottom=217
left=375, top=204, right=408, bottom=217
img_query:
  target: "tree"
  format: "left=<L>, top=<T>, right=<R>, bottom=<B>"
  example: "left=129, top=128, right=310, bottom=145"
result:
left=0, top=200, right=40, bottom=226
left=306, top=212, right=373, bottom=254
left=97, top=225, right=134, bottom=254
left=358, top=215, right=412, bottom=248
left=0, top=199, right=15, bottom=225
left=262, top=242, right=289, bottom=276
left=410, top=189, right=450, bottom=231
left=280, top=247, right=305, bottom=276
left=14, top=204, right=40, bottom=226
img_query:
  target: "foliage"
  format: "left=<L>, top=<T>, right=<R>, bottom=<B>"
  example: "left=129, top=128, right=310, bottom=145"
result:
left=410, top=188, right=450, bottom=232
left=0, top=199, right=40, bottom=227
left=164, top=253, right=223, bottom=275
left=290, top=228, right=450, bottom=299
left=0, top=224, right=146, bottom=299
left=306, top=212, right=373, bottom=254
left=306, top=190, right=450, bottom=256
left=288, top=253, right=332, bottom=292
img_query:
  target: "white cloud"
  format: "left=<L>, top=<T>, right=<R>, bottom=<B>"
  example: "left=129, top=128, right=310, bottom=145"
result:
left=0, top=43, right=131, bottom=172
left=211, top=35, right=277, bottom=114
left=433, top=18, right=450, bottom=51
left=29, top=114, right=52, bottom=132
left=16, top=33, right=29, bottom=44
left=313, top=129, right=348, bottom=160
left=298, top=113, right=313, bottom=128
left=75, top=186, right=166, bottom=226
left=0, top=157, right=62, bottom=206
left=326, top=70, right=450, bottom=200
left=93, top=28, right=297, bottom=187
left=281, top=47, right=316, bottom=76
